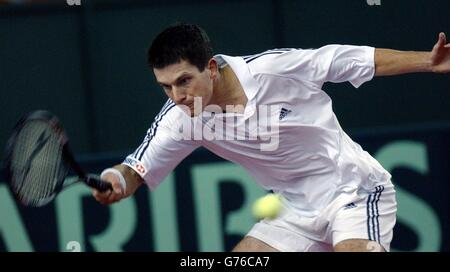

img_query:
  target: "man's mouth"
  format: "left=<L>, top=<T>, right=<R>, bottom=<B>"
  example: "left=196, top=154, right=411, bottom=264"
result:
left=184, top=102, right=194, bottom=108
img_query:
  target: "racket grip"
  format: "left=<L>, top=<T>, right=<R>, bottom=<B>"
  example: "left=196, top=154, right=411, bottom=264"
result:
left=85, top=175, right=113, bottom=192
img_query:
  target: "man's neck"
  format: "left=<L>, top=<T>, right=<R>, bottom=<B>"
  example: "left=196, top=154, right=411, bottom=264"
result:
left=210, top=65, right=247, bottom=113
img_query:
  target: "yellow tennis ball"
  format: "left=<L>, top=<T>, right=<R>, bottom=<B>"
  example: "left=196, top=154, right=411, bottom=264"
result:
left=252, top=194, right=282, bottom=220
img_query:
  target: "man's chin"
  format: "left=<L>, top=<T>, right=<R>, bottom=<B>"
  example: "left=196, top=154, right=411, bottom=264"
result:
left=178, top=105, right=201, bottom=117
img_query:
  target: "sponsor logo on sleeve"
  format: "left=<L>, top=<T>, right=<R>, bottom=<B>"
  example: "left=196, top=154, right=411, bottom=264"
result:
left=123, top=157, right=147, bottom=175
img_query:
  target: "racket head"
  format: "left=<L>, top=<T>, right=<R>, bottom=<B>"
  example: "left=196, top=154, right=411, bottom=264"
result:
left=3, top=110, right=71, bottom=207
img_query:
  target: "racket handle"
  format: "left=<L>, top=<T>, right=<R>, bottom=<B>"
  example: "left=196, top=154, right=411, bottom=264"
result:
left=85, top=175, right=113, bottom=192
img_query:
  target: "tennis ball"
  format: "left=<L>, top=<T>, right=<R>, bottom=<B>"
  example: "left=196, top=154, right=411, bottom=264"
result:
left=252, top=194, right=282, bottom=220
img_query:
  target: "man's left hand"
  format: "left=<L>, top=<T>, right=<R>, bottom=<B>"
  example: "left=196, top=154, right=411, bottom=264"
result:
left=430, top=32, right=450, bottom=73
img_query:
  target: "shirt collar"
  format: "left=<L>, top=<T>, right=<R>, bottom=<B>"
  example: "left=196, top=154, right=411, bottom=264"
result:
left=214, top=54, right=258, bottom=119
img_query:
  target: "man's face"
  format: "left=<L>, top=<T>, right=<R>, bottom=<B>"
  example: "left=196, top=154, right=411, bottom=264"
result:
left=154, top=59, right=215, bottom=117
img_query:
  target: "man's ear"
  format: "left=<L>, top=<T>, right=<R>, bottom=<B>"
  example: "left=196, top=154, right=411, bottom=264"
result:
left=207, top=58, right=219, bottom=79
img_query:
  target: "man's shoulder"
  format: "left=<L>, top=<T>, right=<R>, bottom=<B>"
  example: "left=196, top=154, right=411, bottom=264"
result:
left=152, top=99, right=187, bottom=125
left=217, top=48, right=298, bottom=64
left=242, top=48, right=304, bottom=77
left=242, top=48, right=298, bottom=63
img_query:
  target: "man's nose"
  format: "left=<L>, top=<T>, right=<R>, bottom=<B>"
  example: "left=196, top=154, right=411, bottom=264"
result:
left=172, top=88, right=187, bottom=104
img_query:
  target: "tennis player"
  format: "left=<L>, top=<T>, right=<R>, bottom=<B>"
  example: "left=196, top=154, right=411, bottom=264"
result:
left=93, top=24, right=450, bottom=252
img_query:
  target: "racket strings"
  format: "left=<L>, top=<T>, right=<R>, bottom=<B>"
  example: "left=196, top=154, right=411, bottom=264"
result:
left=10, top=121, right=67, bottom=206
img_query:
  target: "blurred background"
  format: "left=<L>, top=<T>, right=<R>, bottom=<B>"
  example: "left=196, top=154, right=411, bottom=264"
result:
left=0, top=0, right=449, bottom=252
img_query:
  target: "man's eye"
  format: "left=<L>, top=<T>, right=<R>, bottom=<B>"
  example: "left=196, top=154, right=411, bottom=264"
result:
left=180, top=77, right=191, bottom=85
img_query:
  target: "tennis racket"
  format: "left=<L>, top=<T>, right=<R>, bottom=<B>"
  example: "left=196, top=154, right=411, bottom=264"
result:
left=3, top=110, right=112, bottom=207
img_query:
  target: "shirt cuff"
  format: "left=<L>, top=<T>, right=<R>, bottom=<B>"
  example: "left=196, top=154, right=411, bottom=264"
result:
left=349, top=46, right=375, bottom=88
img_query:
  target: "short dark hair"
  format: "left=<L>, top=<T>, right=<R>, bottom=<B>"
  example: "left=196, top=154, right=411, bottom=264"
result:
left=147, top=23, right=213, bottom=72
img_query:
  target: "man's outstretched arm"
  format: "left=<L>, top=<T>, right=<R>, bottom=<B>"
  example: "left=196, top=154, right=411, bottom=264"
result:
left=375, top=32, right=450, bottom=76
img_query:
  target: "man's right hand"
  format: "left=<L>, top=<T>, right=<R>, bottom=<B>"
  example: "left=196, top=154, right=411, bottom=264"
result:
left=92, top=165, right=144, bottom=205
